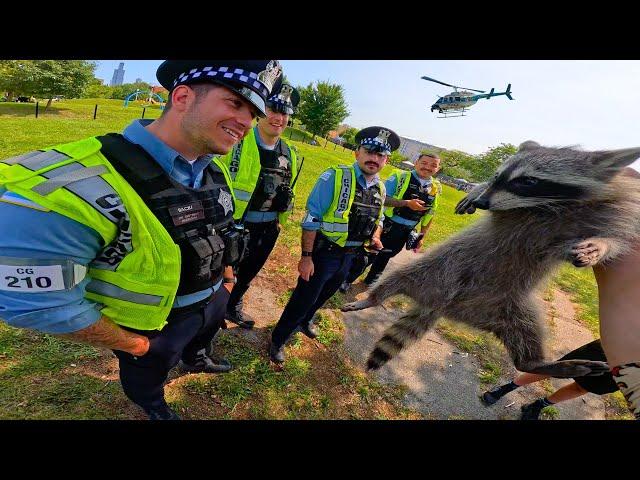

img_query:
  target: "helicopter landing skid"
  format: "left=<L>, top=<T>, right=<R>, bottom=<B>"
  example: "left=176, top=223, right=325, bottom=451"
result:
left=437, top=112, right=466, bottom=118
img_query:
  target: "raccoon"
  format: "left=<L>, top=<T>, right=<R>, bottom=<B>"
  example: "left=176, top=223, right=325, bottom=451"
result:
left=342, top=141, right=640, bottom=378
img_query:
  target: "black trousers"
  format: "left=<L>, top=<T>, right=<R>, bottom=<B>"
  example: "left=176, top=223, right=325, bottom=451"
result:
left=113, top=286, right=230, bottom=413
left=346, top=220, right=414, bottom=285
left=227, top=220, right=280, bottom=313
left=271, top=246, right=357, bottom=347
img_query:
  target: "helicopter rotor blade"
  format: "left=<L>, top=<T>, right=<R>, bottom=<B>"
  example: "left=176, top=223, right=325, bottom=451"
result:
left=463, top=87, right=486, bottom=93
left=421, top=76, right=459, bottom=89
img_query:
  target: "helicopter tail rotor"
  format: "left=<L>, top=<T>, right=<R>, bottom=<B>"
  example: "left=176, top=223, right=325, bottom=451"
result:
left=505, top=83, right=513, bottom=100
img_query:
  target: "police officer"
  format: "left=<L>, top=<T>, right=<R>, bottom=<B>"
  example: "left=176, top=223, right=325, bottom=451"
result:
left=340, top=152, right=441, bottom=290
left=269, top=126, right=400, bottom=363
left=220, top=83, right=301, bottom=329
left=0, top=59, right=283, bottom=420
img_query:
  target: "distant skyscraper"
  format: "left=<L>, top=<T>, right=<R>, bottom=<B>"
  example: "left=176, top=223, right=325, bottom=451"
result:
left=135, top=78, right=143, bottom=84
left=110, top=62, right=125, bottom=86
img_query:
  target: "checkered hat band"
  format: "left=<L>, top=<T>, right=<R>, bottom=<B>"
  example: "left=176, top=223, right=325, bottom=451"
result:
left=268, top=96, right=292, bottom=106
left=361, top=138, right=391, bottom=150
left=173, top=66, right=268, bottom=98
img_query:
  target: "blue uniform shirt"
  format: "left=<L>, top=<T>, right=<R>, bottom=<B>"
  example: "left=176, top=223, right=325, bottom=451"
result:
left=245, top=126, right=280, bottom=224
left=0, top=120, right=221, bottom=334
left=386, top=169, right=435, bottom=228
left=302, top=162, right=384, bottom=247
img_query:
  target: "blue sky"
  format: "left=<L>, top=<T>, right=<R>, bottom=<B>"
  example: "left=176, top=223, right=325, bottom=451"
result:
left=94, top=60, right=640, bottom=155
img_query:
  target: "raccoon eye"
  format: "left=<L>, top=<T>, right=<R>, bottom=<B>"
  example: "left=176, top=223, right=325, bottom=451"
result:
left=512, top=176, right=538, bottom=187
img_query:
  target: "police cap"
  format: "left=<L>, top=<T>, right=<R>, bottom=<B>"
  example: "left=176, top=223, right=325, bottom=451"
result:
left=156, top=60, right=283, bottom=117
left=266, top=83, right=300, bottom=115
left=355, top=126, right=401, bottom=155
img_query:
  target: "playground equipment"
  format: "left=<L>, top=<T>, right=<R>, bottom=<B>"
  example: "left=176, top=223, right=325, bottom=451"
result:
left=123, top=90, right=166, bottom=109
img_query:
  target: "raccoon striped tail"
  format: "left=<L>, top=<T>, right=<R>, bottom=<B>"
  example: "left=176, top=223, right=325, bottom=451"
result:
left=367, top=308, right=438, bottom=370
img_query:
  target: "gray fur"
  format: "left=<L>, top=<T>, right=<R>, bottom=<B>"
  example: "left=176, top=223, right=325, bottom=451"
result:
left=343, top=142, right=640, bottom=377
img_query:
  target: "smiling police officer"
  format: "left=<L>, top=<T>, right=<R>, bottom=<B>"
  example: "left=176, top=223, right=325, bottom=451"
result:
left=340, top=152, right=442, bottom=291
left=0, top=59, right=282, bottom=420
left=220, top=82, right=301, bottom=329
left=269, top=126, right=400, bottom=363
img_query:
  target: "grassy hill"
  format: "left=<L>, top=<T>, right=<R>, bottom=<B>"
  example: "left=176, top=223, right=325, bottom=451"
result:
left=0, top=98, right=603, bottom=419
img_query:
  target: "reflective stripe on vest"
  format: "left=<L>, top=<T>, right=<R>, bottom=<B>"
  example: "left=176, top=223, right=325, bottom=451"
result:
left=221, top=127, right=297, bottom=223
left=384, top=169, right=440, bottom=227
left=320, top=165, right=385, bottom=247
left=0, top=136, right=181, bottom=331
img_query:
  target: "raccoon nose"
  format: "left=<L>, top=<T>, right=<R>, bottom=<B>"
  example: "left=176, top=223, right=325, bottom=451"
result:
left=472, top=197, right=490, bottom=210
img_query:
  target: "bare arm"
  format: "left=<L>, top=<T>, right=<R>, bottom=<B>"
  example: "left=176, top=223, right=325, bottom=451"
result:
left=385, top=196, right=427, bottom=211
left=59, top=315, right=150, bottom=356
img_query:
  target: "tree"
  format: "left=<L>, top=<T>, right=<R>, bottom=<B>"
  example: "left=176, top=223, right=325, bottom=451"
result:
left=296, top=80, right=349, bottom=138
left=474, top=143, right=517, bottom=180
left=340, top=126, right=358, bottom=145
left=82, top=77, right=112, bottom=98
left=389, top=150, right=409, bottom=168
left=110, top=81, right=153, bottom=100
left=0, top=60, right=38, bottom=101
left=0, top=60, right=96, bottom=108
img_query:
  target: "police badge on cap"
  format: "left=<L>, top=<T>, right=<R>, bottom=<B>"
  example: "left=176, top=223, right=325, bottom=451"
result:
left=156, top=60, right=283, bottom=117
left=266, top=83, right=300, bottom=115
left=355, top=126, right=401, bottom=155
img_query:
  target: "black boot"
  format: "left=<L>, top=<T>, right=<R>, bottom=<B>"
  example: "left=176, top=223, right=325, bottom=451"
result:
left=481, top=381, right=520, bottom=405
left=179, top=349, right=232, bottom=374
left=269, top=342, right=285, bottom=364
left=520, top=399, right=546, bottom=420
left=339, top=281, right=352, bottom=293
left=300, top=321, right=319, bottom=339
left=146, top=404, right=181, bottom=421
left=225, top=297, right=255, bottom=329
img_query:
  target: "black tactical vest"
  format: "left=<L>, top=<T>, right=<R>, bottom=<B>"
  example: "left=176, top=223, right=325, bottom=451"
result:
left=249, top=140, right=293, bottom=212
left=346, top=182, right=384, bottom=243
left=96, top=134, right=238, bottom=296
left=394, top=174, right=437, bottom=222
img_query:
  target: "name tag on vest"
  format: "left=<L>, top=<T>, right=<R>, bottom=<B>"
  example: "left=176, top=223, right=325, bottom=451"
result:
left=169, top=201, right=205, bottom=226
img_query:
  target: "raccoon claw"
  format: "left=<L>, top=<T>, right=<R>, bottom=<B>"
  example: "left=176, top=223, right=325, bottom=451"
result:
left=455, top=197, right=476, bottom=215
left=569, top=239, right=608, bottom=267
left=341, top=298, right=376, bottom=312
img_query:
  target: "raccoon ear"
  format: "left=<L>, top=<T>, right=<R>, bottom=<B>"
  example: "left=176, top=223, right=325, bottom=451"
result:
left=518, top=141, right=540, bottom=152
left=591, top=147, right=640, bottom=170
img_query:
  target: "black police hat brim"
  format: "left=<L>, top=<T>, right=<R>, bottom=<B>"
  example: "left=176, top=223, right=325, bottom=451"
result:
left=355, top=126, right=401, bottom=153
left=156, top=60, right=280, bottom=118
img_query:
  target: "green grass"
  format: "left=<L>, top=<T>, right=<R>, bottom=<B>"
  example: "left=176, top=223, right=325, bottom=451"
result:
left=0, top=98, right=603, bottom=419
left=552, top=265, right=599, bottom=334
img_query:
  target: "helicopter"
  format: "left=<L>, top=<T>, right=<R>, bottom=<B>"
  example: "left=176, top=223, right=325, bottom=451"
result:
left=421, top=76, right=513, bottom=118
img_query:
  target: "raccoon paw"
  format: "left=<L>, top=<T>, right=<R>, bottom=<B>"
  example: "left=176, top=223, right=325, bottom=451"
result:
left=454, top=196, right=476, bottom=215
left=341, top=298, right=377, bottom=312
left=529, top=359, right=610, bottom=378
left=569, top=239, right=609, bottom=267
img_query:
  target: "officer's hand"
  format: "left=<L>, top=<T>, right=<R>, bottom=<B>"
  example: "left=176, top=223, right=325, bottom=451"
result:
left=299, top=257, right=314, bottom=281
left=405, top=199, right=428, bottom=211
left=223, top=282, right=234, bottom=293
left=412, top=238, right=424, bottom=253
left=369, top=237, right=383, bottom=253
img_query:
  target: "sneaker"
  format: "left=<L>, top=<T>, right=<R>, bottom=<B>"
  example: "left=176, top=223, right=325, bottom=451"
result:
left=225, top=308, right=255, bottom=329
left=339, top=281, right=352, bottom=293
left=481, top=388, right=506, bottom=406
left=179, top=354, right=232, bottom=374
left=146, top=405, right=181, bottom=421
left=269, top=342, right=285, bottom=364
left=520, top=400, right=544, bottom=420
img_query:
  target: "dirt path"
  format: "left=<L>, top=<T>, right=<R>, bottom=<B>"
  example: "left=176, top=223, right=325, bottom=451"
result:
left=341, top=249, right=604, bottom=420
